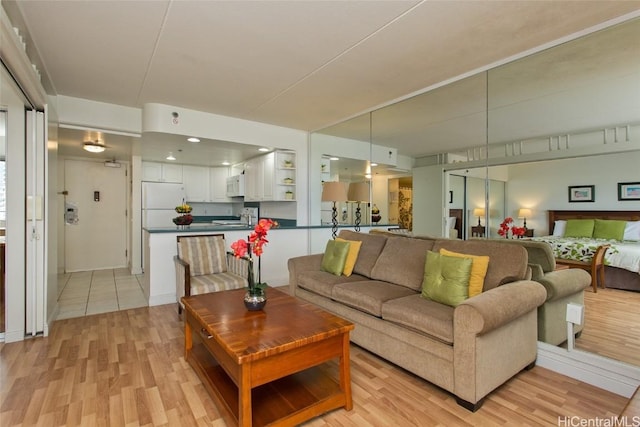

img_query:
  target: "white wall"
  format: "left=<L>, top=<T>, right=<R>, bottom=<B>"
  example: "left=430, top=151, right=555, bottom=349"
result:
left=505, top=151, right=640, bottom=235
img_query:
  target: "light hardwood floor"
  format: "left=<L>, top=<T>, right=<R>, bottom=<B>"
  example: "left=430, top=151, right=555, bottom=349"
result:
left=575, top=287, right=640, bottom=366
left=0, top=303, right=629, bottom=426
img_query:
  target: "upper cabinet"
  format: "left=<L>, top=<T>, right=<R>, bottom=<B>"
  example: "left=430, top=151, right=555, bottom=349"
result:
left=182, top=165, right=210, bottom=202
left=142, top=162, right=183, bottom=183
left=244, top=150, right=296, bottom=201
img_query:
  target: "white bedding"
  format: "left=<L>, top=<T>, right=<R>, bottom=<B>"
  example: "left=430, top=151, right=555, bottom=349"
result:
left=531, top=236, right=640, bottom=275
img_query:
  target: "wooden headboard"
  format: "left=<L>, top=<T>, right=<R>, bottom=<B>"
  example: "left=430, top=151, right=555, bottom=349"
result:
left=547, top=210, right=640, bottom=235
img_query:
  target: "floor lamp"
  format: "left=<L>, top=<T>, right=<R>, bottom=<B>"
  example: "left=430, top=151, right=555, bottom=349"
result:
left=322, top=181, right=348, bottom=239
left=348, top=182, right=370, bottom=232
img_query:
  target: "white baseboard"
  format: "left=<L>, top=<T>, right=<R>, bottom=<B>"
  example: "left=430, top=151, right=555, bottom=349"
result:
left=149, top=293, right=177, bottom=307
left=537, top=341, right=640, bottom=398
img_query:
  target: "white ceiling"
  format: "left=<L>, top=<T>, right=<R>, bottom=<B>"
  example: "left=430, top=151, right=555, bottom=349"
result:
left=6, top=0, right=640, bottom=163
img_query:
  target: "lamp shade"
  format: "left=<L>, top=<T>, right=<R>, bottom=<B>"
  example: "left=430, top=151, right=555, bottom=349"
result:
left=518, top=208, right=532, bottom=218
left=473, top=208, right=485, bottom=217
left=321, top=181, right=348, bottom=202
left=347, top=182, right=370, bottom=202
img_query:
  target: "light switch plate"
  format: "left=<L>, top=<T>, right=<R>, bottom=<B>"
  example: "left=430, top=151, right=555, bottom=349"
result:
left=566, top=303, right=584, bottom=325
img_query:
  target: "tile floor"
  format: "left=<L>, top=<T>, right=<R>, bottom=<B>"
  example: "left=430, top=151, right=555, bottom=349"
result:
left=56, top=268, right=147, bottom=320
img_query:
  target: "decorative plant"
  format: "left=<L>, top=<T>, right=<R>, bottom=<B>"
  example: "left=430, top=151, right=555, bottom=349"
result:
left=231, top=219, right=278, bottom=294
left=498, top=217, right=526, bottom=238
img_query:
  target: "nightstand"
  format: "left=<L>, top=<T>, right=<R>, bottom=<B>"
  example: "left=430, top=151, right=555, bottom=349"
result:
left=471, top=226, right=485, bottom=237
left=524, top=229, right=534, bottom=238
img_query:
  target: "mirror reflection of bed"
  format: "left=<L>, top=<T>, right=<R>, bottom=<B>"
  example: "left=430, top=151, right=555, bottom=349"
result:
left=538, top=210, right=640, bottom=366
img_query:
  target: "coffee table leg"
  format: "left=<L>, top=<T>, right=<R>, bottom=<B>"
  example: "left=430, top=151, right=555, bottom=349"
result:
left=239, top=364, right=252, bottom=427
left=340, top=333, right=353, bottom=411
left=184, top=316, right=192, bottom=360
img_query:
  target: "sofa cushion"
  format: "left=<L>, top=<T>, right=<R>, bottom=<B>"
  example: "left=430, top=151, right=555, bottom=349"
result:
left=338, top=230, right=388, bottom=277
left=421, top=251, right=473, bottom=307
left=332, top=281, right=416, bottom=317
left=178, top=235, right=227, bottom=276
left=321, top=239, right=350, bottom=276
left=336, top=237, right=362, bottom=276
left=298, top=270, right=367, bottom=298
left=433, top=239, right=528, bottom=291
left=439, top=248, right=489, bottom=297
left=370, top=236, right=435, bottom=291
left=382, top=294, right=455, bottom=345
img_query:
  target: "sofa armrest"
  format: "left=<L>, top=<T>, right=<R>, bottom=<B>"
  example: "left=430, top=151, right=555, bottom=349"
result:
left=288, top=254, right=324, bottom=295
left=536, top=269, right=591, bottom=301
left=455, top=280, right=547, bottom=335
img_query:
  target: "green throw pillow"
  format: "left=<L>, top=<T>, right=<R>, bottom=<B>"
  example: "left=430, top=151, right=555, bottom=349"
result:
left=593, top=219, right=626, bottom=241
left=564, top=219, right=595, bottom=238
left=421, top=251, right=473, bottom=307
left=321, top=240, right=351, bottom=276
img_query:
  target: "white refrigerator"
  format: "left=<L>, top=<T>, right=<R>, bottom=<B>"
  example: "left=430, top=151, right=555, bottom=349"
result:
left=142, top=182, right=186, bottom=228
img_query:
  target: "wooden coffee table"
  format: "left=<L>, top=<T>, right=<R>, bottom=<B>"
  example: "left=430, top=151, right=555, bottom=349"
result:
left=181, top=287, right=354, bottom=427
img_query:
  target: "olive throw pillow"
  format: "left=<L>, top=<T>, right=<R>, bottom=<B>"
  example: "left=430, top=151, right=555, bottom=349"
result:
left=336, top=238, right=362, bottom=276
left=593, top=219, right=626, bottom=241
left=421, top=251, right=473, bottom=307
left=321, top=239, right=351, bottom=276
left=439, top=248, right=489, bottom=297
left=564, top=219, right=595, bottom=238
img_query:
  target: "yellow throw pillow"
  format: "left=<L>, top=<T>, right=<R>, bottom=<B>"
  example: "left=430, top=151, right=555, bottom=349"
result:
left=336, top=238, right=362, bottom=276
left=439, top=248, right=489, bottom=297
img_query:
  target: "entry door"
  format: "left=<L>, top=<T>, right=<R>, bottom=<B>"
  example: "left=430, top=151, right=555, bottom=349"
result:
left=64, top=159, right=127, bottom=271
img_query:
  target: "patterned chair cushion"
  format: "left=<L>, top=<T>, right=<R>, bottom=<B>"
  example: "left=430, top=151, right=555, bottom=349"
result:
left=178, top=235, right=227, bottom=276
left=190, top=272, right=247, bottom=295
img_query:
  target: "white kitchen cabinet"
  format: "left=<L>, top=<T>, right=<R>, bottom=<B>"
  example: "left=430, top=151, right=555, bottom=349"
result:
left=209, top=167, right=231, bottom=202
left=244, top=150, right=296, bottom=201
left=142, top=162, right=183, bottom=183
left=182, top=165, right=210, bottom=202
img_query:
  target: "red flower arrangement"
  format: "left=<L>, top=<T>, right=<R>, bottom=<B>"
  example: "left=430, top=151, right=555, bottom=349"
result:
left=498, top=217, right=526, bottom=238
left=231, top=219, right=278, bottom=293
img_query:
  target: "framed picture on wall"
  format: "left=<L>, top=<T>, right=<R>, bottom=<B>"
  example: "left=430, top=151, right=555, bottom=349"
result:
left=618, top=182, right=640, bottom=201
left=568, top=185, right=595, bottom=202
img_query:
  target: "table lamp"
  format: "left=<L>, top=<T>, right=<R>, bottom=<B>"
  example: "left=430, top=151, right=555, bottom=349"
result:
left=518, top=208, right=532, bottom=229
left=348, top=182, right=370, bottom=232
left=322, top=181, right=348, bottom=239
left=473, top=208, right=485, bottom=226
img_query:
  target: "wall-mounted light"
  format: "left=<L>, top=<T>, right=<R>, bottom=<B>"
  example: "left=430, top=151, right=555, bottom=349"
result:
left=83, top=140, right=106, bottom=153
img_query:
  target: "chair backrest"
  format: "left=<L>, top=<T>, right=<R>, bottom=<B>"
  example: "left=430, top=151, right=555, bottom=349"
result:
left=177, top=234, right=227, bottom=276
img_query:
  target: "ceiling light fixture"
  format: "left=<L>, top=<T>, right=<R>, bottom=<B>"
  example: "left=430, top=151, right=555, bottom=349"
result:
left=258, top=147, right=270, bottom=152
left=166, top=152, right=176, bottom=161
left=329, top=156, right=339, bottom=161
left=187, top=137, right=200, bottom=143
left=221, top=161, right=230, bottom=166
left=83, top=140, right=106, bottom=153
left=371, top=163, right=378, bottom=167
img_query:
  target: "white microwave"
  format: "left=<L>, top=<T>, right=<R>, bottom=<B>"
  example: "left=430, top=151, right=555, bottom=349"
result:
left=226, top=175, right=245, bottom=197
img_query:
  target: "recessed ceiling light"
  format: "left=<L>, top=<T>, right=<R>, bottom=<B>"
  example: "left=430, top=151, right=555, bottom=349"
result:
left=187, top=137, right=200, bottom=143
left=166, top=152, right=176, bottom=161
left=83, top=140, right=106, bottom=153
left=329, top=156, right=339, bottom=161
left=258, top=147, right=270, bottom=152
left=371, top=163, right=378, bottom=167
left=221, top=161, right=230, bottom=166
left=365, top=174, right=372, bottom=179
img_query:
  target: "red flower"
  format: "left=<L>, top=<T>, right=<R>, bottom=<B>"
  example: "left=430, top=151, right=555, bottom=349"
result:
left=231, top=219, right=278, bottom=258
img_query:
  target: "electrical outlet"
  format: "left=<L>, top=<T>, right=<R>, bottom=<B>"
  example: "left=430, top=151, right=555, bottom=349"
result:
left=566, top=303, right=584, bottom=325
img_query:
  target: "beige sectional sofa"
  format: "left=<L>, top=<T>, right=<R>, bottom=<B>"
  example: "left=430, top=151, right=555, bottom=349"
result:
left=288, top=230, right=547, bottom=411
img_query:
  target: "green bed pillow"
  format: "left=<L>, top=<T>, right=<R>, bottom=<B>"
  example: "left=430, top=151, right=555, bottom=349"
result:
left=592, top=219, right=626, bottom=241
left=321, top=240, right=351, bottom=276
left=564, top=219, right=595, bottom=238
left=421, top=251, right=473, bottom=307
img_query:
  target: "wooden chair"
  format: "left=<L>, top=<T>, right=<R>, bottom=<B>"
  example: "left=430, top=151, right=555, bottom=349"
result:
left=555, top=244, right=610, bottom=293
left=174, top=234, right=249, bottom=314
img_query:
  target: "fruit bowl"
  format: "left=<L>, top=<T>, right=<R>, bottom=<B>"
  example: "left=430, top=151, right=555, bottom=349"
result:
left=175, top=206, right=192, bottom=214
left=173, top=214, right=193, bottom=225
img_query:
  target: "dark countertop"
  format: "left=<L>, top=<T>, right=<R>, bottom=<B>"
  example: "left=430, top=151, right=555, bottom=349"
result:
left=143, top=222, right=398, bottom=233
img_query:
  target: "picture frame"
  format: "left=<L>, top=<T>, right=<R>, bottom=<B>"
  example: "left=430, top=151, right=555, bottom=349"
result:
left=568, top=185, right=595, bottom=203
left=618, top=182, right=640, bottom=201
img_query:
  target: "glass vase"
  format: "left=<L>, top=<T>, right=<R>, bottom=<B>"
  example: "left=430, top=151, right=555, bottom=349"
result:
left=244, top=258, right=267, bottom=311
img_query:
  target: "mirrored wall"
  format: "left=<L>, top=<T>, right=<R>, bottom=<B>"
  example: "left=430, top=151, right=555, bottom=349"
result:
left=310, top=17, right=640, bottom=366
